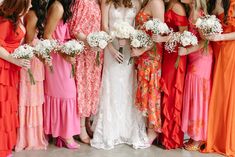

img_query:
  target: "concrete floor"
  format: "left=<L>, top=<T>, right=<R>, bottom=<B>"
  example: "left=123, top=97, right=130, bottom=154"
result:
left=14, top=143, right=223, bottom=157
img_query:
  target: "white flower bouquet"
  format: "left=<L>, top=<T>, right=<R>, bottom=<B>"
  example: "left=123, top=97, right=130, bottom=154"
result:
left=111, top=21, right=135, bottom=61
left=87, top=31, right=112, bottom=65
left=129, top=30, right=153, bottom=64
left=144, top=18, right=171, bottom=35
left=11, top=44, right=35, bottom=84
left=59, top=40, right=85, bottom=77
left=165, top=31, right=198, bottom=68
left=195, top=15, right=223, bottom=53
left=34, top=39, right=58, bottom=72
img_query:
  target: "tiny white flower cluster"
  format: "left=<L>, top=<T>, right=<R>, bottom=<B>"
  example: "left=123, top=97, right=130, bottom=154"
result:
left=59, top=40, right=85, bottom=57
left=195, top=15, right=223, bottom=36
left=144, top=18, right=171, bottom=35
left=87, top=31, right=112, bottom=49
left=111, top=21, right=136, bottom=39
left=11, top=44, right=34, bottom=59
left=180, top=31, right=198, bottom=47
left=165, top=31, right=198, bottom=52
left=164, top=32, right=181, bottom=53
left=34, top=39, right=58, bottom=66
left=130, top=30, right=153, bottom=48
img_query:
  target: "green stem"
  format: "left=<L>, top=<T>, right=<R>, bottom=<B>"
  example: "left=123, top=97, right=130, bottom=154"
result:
left=71, top=64, right=75, bottom=78
left=128, top=57, right=134, bottom=65
left=96, top=51, right=100, bottom=66
left=28, top=69, right=35, bottom=85
left=174, top=55, right=180, bottom=69
left=204, top=40, right=209, bottom=55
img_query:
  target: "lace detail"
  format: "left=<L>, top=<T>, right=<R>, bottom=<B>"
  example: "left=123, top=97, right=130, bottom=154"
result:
left=91, top=0, right=150, bottom=149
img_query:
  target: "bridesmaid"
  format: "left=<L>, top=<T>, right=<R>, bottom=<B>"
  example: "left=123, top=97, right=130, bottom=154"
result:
left=15, top=0, right=48, bottom=151
left=43, top=0, right=80, bottom=149
left=179, top=0, right=213, bottom=151
left=154, top=0, right=188, bottom=149
left=68, top=0, right=102, bottom=144
left=204, top=0, right=235, bottom=156
left=131, top=0, right=164, bottom=144
left=0, top=0, right=31, bottom=157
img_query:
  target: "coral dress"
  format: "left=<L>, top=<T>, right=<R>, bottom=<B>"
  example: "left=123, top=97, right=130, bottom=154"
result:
left=15, top=38, right=48, bottom=151
left=181, top=13, right=213, bottom=142
left=0, top=17, right=24, bottom=157
left=69, top=0, right=102, bottom=117
left=43, top=21, right=80, bottom=139
left=205, top=1, right=235, bottom=156
left=135, top=10, right=162, bottom=132
left=161, top=9, right=188, bottom=149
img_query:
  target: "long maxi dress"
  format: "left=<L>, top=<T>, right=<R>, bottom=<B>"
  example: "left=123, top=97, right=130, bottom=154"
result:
left=205, top=1, right=235, bottom=156
left=69, top=0, right=103, bottom=117
left=43, top=21, right=80, bottom=139
left=0, top=17, right=25, bottom=157
left=161, top=8, right=188, bottom=149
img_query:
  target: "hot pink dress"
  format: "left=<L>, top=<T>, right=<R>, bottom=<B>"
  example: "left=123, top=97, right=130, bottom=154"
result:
left=15, top=39, right=48, bottom=151
left=43, top=21, right=80, bottom=139
left=181, top=14, right=213, bottom=141
left=69, top=0, right=102, bottom=117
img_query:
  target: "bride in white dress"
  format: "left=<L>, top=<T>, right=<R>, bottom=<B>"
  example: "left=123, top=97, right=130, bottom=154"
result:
left=91, top=0, right=150, bottom=150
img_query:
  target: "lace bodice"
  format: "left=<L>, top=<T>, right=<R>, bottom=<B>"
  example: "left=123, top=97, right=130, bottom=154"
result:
left=108, top=1, right=138, bottom=31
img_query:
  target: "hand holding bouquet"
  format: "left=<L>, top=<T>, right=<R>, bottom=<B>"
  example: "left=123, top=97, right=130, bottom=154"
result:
left=34, top=39, right=58, bottom=72
left=59, top=39, right=85, bottom=77
left=87, top=31, right=112, bottom=65
left=111, top=21, right=135, bottom=63
left=11, top=44, right=35, bottom=84
left=195, top=15, right=223, bottom=53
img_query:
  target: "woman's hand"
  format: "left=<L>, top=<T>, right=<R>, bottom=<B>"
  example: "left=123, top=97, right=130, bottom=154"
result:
left=152, top=34, right=170, bottom=43
left=108, top=44, right=124, bottom=63
left=131, top=48, right=145, bottom=57
left=64, top=56, right=76, bottom=64
left=205, top=34, right=224, bottom=42
left=13, top=58, right=31, bottom=69
left=118, top=39, right=128, bottom=47
left=178, top=47, right=188, bottom=56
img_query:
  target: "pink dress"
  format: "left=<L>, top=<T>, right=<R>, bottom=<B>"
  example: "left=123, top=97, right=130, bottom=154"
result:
left=69, top=0, right=102, bottom=117
left=43, top=21, right=80, bottom=139
left=181, top=15, right=213, bottom=141
left=15, top=38, right=48, bottom=151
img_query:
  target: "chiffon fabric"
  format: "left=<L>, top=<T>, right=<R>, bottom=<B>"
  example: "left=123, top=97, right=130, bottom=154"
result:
left=0, top=17, right=24, bottom=157
left=161, top=9, right=188, bottom=149
left=205, top=1, right=235, bottom=156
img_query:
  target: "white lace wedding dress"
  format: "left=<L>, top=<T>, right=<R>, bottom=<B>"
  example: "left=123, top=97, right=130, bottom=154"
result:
left=90, top=1, right=150, bottom=150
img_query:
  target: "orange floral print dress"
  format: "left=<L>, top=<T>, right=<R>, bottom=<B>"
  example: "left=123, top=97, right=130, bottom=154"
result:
left=134, top=10, right=162, bottom=132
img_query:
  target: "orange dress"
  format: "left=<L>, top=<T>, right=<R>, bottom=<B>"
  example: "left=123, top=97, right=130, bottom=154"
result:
left=205, top=1, right=235, bottom=156
left=0, top=17, right=24, bottom=157
left=135, top=11, right=162, bottom=132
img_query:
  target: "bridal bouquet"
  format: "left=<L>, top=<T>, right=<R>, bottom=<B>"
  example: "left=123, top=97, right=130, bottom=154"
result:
left=195, top=15, right=223, bottom=53
left=87, top=31, right=112, bottom=65
left=144, top=18, right=171, bottom=35
left=129, top=30, right=153, bottom=64
left=59, top=40, right=85, bottom=77
left=165, top=31, right=198, bottom=68
left=11, top=44, right=35, bottom=84
left=111, top=21, right=135, bottom=61
left=34, top=39, right=58, bottom=72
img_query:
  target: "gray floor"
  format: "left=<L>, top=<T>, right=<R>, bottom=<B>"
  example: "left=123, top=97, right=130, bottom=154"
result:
left=14, top=143, right=223, bottom=157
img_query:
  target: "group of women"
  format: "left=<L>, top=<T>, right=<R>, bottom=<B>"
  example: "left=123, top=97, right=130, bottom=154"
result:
left=0, top=0, right=234, bottom=157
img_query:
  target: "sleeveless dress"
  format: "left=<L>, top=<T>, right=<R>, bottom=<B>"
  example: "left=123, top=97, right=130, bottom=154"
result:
left=91, top=2, right=149, bottom=150
left=181, top=12, right=213, bottom=142
left=43, top=21, right=80, bottom=139
left=134, top=10, right=162, bottom=133
left=69, top=0, right=102, bottom=117
left=205, top=1, right=235, bottom=156
left=15, top=37, right=48, bottom=151
left=0, top=17, right=24, bottom=157
left=161, top=9, right=188, bottom=149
